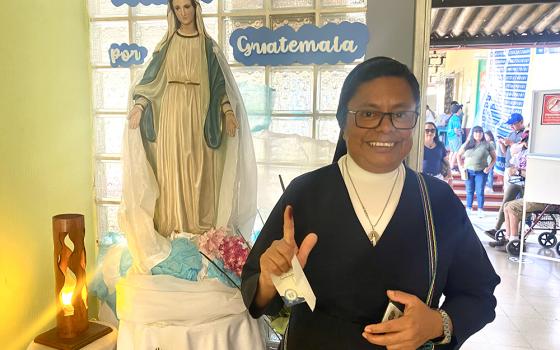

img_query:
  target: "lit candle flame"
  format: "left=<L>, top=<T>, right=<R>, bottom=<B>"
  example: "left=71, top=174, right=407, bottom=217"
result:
left=60, top=286, right=75, bottom=316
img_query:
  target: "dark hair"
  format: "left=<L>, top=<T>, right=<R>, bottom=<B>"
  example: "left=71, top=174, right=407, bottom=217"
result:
left=464, top=125, right=486, bottom=151
left=169, top=0, right=197, bottom=29
left=484, top=130, right=495, bottom=142
left=335, top=56, right=420, bottom=129
left=424, top=122, right=442, bottom=147
left=445, top=101, right=459, bottom=114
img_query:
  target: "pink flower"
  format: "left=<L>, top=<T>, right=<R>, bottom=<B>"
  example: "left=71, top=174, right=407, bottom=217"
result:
left=219, top=236, right=249, bottom=277
left=199, top=227, right=227, bottom=260
left=199, top=227, right=250, bottom=277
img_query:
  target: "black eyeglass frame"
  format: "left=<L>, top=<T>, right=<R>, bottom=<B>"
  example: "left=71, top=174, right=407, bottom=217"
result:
left=424, top=128, right=437, bottom=134
left=347, top=110, right=419, bottom=130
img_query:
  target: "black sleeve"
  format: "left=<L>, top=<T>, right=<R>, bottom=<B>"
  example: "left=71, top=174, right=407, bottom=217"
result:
left=241, top=189, right=290, bottom=318
left=440, top=212, right=500, bottom=348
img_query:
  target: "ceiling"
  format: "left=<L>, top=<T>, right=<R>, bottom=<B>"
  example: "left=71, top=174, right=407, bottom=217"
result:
left=430, top=1, right=560, bottom=48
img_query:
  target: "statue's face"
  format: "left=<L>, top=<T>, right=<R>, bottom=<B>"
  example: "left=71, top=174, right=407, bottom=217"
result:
left=172, top=0, right=196, bottom=29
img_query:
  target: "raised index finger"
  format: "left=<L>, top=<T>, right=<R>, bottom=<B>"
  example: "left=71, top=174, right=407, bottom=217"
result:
left=283, top=205, right=295, bottom=246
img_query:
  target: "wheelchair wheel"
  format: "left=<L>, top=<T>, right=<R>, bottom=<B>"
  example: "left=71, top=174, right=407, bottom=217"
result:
left=538, top=232, right=557, bottom=248
left=495, top=229, right=506, bottom=242
left=506, top=240, right=521, bottom=256
left=556, top=243, right=560, bottom=256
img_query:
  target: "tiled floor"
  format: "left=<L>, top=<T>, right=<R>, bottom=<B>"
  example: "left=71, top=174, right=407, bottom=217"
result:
left=463, top=211, right=560, bottom=350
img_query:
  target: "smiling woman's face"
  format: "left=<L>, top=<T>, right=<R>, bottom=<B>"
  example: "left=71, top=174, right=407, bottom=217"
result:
left=344, top=76, right=416, bottom=173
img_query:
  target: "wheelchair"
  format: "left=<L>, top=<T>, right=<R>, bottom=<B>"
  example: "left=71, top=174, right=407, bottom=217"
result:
left=502, top=204, right=560, bottom=257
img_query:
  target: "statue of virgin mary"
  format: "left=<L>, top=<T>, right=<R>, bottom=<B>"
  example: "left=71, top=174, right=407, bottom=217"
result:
left=119, top=0, right=257, bottom=273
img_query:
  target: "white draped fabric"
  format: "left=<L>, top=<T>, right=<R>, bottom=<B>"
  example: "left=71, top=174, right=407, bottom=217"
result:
left=116, top=275, right=264, bottom=349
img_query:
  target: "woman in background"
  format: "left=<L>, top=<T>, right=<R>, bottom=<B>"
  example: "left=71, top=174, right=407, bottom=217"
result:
left=423, top=122, right=450, bottom=182
left=457, top=126, right=496, bottom=217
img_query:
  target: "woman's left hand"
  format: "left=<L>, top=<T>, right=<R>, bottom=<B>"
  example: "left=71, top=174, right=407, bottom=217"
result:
left=483, top=167, right=490, bottom=174
left=362, top=290, right=443, bottom=350
left=225, top=110, right=239, bottom=137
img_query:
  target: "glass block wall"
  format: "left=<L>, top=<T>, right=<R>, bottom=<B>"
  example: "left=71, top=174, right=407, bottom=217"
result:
left=89, top=0, right=366, bottom=237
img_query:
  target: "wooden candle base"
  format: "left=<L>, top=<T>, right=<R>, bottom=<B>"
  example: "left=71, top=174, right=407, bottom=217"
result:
left=34, top=322, right=112, bottom=350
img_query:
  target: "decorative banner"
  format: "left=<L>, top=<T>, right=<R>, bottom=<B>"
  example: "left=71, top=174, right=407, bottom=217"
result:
left=477, top=48, right=531, bottom=175
left=536, top=47, right=560, bottom=55
left=229, top=22, right=369, bottom=66
left=112, top=0, right=167, bottom=6
left=108, top=43, right=148, bottom=68
left=541, top=94, right=560, bottom=125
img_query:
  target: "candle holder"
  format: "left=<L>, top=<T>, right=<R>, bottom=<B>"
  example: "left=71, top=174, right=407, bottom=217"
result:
left=34, top=214, right=112, bottom=350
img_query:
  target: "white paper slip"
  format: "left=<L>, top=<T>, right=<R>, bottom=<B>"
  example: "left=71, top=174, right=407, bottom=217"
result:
left=270, top=256, right=316, bottom=311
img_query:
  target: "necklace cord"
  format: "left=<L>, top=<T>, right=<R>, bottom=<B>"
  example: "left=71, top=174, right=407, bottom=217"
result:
left=344, top=158, right=400, bottom=243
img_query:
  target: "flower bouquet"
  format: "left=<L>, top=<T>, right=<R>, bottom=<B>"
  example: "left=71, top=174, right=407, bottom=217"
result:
left=198, top=227, right=250, bottom=288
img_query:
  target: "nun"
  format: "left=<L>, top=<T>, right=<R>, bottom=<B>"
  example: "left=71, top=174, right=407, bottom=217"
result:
left=241, top=57, right=499, bottom=350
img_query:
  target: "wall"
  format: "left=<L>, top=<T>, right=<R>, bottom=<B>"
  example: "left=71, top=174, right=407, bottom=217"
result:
left=0, top=1, right=94, bottom=349
left=366, top=0, right=416, bottom=67
left=438, top=48, right=488, bottom=127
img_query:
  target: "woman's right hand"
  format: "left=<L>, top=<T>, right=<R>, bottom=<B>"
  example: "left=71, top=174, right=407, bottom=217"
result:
left=255, top=205, right=318, bottom=308
left=128, top=105, right=143, bottom=129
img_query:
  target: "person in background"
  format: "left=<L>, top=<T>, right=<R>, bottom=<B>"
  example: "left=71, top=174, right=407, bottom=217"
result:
left=436, top=100, right=458, bottom=128
left=484, top=130, right=496, bottom=193
left=497, top=113, right=525, bottom=178
left=488, top=130, right=529, bottom=248
left=457, top=126, right=496, bottom=218
left=500, top=199, right=547, bottom=249
left=242, top=57, right=499, bottom=349
left=425, top=105, right=436, bottom=124
left=446, top=103, right=464, bottom=172
left=484, top=114, right=525, bottom=239
left=436, top=100, right=458, bottom=146
left=423, top=122, right=450, bottom=182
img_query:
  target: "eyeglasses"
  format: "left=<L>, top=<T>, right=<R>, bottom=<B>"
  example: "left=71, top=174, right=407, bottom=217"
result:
left=347, top=110, right=419, bottom=130
left=425, top=128, right=436, bottom=134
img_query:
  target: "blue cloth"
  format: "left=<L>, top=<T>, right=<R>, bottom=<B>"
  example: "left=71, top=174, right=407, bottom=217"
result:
left=89, top=232, right=129, bottom=315
left=151, top=238, right=202, bottom=281
left=207, top=259, right=241, bottom=288
left=423, top=143, right=446, bottom=176
left=151, top=237, right=242, bottom=288
left=465, top=170, right=488, bottom=209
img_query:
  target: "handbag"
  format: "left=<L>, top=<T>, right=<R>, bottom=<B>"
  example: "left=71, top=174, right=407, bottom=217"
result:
left=440, top=159, right=450, bottom=178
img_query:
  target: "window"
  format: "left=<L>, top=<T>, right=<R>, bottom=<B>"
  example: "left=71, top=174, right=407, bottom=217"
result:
left=89, top=0, right=366, bottom=238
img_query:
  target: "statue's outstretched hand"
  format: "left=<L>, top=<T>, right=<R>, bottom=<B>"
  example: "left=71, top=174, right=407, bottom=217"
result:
left=128, top=105, right=143, bottom=129
left=225, top=110, right=239, bottom=137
